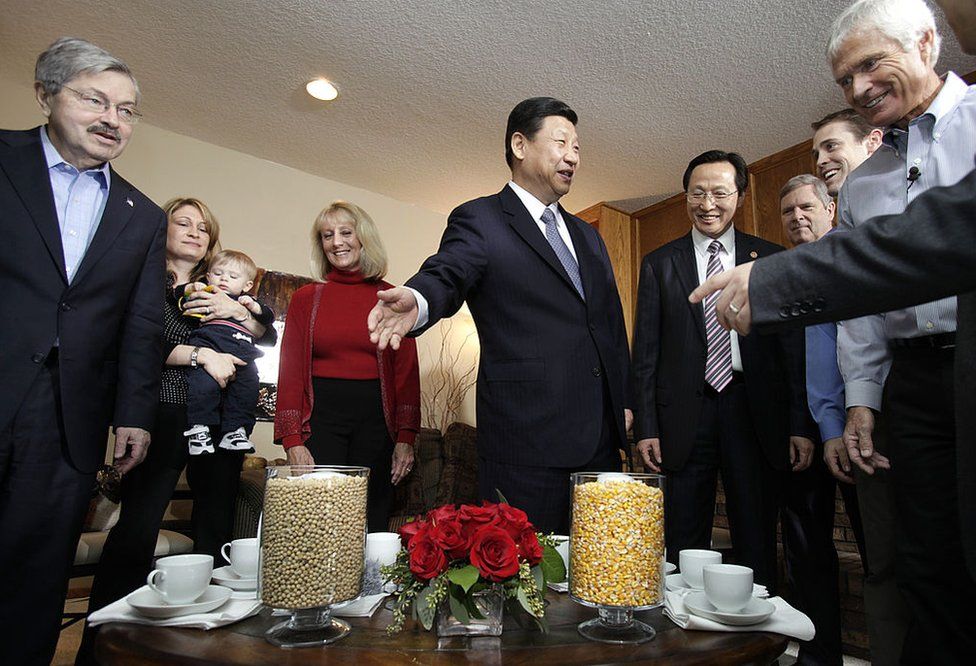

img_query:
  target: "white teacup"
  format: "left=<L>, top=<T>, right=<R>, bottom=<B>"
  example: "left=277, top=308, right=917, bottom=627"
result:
left=221, top=537, right=259, bottom=579
left=703, top=563, right=753, bottom=612
left=679, top=549, right=722, bottom=589
left=553, top=535, right=570, bottom=572
left=146, top=554, right=213, bottom=604
left=365, top=532, right=401, bottom=568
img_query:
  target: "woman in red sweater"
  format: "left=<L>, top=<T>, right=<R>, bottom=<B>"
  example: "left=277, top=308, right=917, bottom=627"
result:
left=274, top=201, right=420, bottom=531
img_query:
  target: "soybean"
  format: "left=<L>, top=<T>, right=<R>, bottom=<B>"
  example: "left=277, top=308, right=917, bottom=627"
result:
left=260, top=474, right=368, bottom=609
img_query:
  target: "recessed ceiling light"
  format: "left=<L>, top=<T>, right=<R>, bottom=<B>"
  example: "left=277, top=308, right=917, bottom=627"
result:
left=306, top=78, right=339, bottom=101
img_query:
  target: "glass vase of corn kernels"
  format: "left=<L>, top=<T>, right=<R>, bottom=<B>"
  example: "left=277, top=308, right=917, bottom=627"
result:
left=569, top=472, right=666, bottom=644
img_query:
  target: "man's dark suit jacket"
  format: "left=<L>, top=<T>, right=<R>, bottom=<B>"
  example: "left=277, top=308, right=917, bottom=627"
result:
left=633, top=230, right=815, bottom=471
left=406, top=184, right=631, bottom=468
left=750, top=167, right=976, bottom=578
left=0, top=127, right=166, bottom=473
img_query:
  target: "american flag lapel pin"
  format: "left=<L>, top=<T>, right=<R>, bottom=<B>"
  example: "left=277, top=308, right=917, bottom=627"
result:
left=126, top=198, right=134, bottom=207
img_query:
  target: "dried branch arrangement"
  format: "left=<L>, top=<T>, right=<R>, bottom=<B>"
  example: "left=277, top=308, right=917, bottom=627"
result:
left=421, top=318, right=478, bottom=433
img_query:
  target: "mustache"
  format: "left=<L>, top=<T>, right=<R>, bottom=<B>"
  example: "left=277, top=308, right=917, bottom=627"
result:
left=87, top=124, right=121, bottom=140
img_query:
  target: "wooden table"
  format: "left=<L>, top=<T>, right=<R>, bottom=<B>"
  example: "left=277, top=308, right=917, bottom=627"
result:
left=95, top=594, right=787, bottom=665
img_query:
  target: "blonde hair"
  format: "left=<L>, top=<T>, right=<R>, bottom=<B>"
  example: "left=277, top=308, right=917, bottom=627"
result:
left=209, top=249, right=257, bottom=282
left=310, top=201, right=388, bottom=281
left=163, top=197, right=221, bottom=283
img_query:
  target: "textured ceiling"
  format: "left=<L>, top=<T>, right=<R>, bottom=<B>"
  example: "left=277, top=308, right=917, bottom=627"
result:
left=1, top=0, right=973, bottom=215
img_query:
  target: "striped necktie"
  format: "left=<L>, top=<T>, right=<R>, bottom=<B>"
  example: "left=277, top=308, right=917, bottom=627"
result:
left=703, top=240, right=733, bottom=391
left=541, top=207, right=585, bottom=299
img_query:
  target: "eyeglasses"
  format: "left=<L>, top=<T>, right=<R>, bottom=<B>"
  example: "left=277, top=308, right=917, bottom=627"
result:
left=60, top=85, right=143, bottom=124
left=686, top=190, right=738, bottom=203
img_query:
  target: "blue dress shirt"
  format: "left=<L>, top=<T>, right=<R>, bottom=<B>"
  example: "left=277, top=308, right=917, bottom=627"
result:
left=806, top=319, right=846, bottom=443
left=40, top=126, right=111, bottom=284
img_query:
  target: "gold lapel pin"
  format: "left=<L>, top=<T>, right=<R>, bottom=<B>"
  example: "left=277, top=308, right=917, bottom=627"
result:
left=749, top=251, right=758, bottom=259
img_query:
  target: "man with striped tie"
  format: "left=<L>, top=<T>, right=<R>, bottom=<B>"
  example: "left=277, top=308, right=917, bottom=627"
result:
left=632, top=150, right=817, bottom=589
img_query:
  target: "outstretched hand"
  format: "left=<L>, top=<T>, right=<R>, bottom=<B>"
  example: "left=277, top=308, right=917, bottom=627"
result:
left=367, top=287, right=419, bottom=351
left=688, top=262, right=754, bottom=335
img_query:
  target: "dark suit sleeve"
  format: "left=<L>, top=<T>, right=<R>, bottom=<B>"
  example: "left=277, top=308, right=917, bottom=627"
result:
left=752, top=167, right=976, bottom=332
left=113, top=209, right=167, bottom=430
left=406, top=203, right=488, bottom=334
left=632, top=254, right=661, bottom=440
left=776, top=325, right=819, bottom=439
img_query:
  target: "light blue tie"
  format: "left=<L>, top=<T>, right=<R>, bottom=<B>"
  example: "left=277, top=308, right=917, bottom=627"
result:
left=541, top=207, right=584, bottom=300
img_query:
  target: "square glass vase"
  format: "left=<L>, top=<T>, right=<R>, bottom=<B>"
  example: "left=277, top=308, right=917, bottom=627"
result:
left=436, top=584, right=504, bottom=637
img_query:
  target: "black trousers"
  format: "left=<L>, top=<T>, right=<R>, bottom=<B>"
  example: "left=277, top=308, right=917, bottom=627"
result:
left=781, top=450, right=868, bottom=666
left=77, top=404, right=243, bottom=665
left=885, top=345, right=976, bottom=665
left=305, top=378, right=393, bottom=532
left=0, top=357, right=97, bottom=666
left=185, top=324, right=261, bottom=434
left=478, top=385, right=621, bottom=535
left=186, top=446, right=245, bottom=559
left=665, top=379, right=780, bottom=590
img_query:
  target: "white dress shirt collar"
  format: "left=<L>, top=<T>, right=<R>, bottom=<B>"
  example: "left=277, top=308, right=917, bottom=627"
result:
left=507, top=180, right=558, bottom=224
left=691, top=223, right=735, bottom=260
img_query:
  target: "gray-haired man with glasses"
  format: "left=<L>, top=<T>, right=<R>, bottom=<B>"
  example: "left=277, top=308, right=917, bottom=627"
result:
left=0, top=37, right=165, bottom=665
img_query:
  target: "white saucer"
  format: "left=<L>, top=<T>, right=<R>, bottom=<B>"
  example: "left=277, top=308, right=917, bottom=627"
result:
left=665, top=573, right=697, bottom=591
left=126, top=585, right=232, bottom=619
left=684, top=591, right=775, bottom=626
left=212, top=565, right=257, bottom=590
left=664, top=561, right=677, bottom=575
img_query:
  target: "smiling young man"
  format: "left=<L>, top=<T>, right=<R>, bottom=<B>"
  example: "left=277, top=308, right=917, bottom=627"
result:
left=811, top=108, right=883, bottom=197
left=631, top=151, right=817, bottom=590
left=366, top=98, right=632, bottom=534
left=0, top=38, right=165, bottom=664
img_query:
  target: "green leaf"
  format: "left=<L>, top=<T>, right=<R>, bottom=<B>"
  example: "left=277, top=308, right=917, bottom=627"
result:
left=495, top=488, right=510, bottom=504
left=448, top=588, right=470, bottom=624
left=464, top=591, right=486, bottom=620
left=415, top=585, right=436, bottom=631
left=531, top=564, right=545, bottom=592
left=447, top=565, right=480, bottom=593
left=516, top=585, right=534, bottom=616
left=540, top=544, right=566, bottom=583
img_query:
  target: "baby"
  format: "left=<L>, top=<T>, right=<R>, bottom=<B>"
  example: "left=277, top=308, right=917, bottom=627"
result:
left=180, top=249, right=269, bottom=455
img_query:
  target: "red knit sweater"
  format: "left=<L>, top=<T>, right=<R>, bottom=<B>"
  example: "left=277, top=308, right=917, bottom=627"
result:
left=311, top=270, right=382, bottom=380
left=274, top=271, right=421, bottom=450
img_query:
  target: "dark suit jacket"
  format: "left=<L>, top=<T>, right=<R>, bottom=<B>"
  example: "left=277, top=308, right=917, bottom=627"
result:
left=750, top=167, right=976, bottom=577
left=633, top=230, right=816, bottom=472
left=0, top=127, right=166, bottom=473
left=406, top=184, right=631, bottom=468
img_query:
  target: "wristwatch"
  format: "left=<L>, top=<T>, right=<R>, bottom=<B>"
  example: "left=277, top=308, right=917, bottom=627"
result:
left=190, top=346, right=201, bottom=368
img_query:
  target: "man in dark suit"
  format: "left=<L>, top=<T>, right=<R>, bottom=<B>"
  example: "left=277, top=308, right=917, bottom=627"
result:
left=368, top=97, right=631, bottom=533
left=0, top=38, right=166, bottom=665
left=632, top=151, right=817, bottom=589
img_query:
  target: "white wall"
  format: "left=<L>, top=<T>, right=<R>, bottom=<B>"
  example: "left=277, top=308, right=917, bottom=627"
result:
left=1, top=75, right=479, bottom=461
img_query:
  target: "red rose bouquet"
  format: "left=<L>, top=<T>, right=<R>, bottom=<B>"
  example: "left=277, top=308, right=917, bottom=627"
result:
left=384, top=501, right=566, bottom=633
